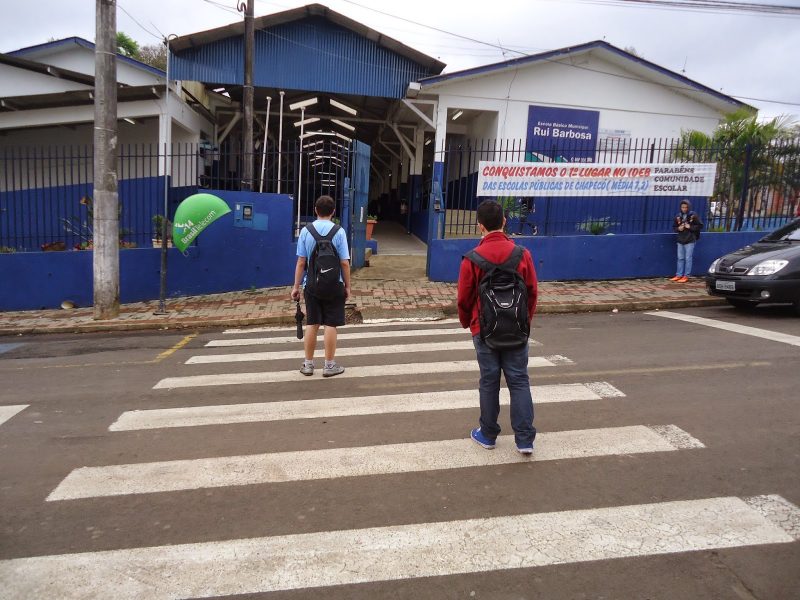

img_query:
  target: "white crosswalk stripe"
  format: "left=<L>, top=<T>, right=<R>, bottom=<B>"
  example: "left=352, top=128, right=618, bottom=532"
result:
left=110, top=382, right=625, bottom=430
left=153, top=355, right=573, bottom=389
left=0, top=405, right=28, bottom=427
left=223, top=318, right=462, bottom=334
left=48, top=425, right=702, bottom=500
left=4, top=495, right=798, bottom=599
left=207, top=327, right=476, bottom=347
left=187, top=339, right=537, bottom=364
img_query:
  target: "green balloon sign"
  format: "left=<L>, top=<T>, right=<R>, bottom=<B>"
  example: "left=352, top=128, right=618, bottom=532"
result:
left=172, top=193, right=231, bottom=253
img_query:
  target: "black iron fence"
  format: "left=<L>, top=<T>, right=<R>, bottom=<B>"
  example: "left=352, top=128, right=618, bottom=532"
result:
left=438, top=137, right=800, bottom=238
left=0, top=141, right=353, bottom=252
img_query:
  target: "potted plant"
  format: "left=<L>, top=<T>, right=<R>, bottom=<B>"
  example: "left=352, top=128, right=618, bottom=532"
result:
left=366, top=214, right=378, bottom=240
left=152, top=214, right=173, bottom=247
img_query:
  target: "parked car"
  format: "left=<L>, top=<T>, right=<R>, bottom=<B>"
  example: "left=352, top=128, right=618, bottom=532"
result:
left=706, top=218, right=800, bottom=314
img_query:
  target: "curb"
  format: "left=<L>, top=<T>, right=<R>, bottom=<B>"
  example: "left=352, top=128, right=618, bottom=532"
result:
left=0, top=296, right=723, bottom=336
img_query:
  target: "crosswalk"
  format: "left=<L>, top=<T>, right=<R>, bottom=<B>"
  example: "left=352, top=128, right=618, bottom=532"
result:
left=0, top=404, right=28, bottom=427
left=2, top=321, right=798, bottom=598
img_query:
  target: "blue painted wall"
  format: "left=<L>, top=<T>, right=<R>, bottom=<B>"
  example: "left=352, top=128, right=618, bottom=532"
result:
left=428, top=231, right=766, bottom=282
left=0, top=177, right=197, bottom=252
left=171, top=17, right=436, bottom=98
left=0, top=191, right=297, bottom=311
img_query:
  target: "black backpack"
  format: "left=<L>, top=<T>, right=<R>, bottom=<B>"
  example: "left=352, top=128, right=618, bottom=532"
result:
left=306, top=224, right=342, bottom=299
left=465, top=246, right=530, bottom=350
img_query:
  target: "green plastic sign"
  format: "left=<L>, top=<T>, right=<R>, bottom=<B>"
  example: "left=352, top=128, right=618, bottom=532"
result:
left=172, top=193, right=231, bottom=252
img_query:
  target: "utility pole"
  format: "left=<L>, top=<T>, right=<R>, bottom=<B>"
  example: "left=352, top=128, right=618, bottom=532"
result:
left=93, top=0, right=119, bottom=319
left=240, top=0, right=255, bottom=191
left=154, top=34, right=176, bottom=315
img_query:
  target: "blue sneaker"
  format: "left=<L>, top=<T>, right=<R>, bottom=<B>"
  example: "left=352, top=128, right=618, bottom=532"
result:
left=470, top=428, right=496, bottom=450
left=516, top=441, right=534, bottom=455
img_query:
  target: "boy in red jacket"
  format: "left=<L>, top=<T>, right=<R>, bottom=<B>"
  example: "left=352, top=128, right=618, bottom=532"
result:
left=457, top=200, right=538, bottom=454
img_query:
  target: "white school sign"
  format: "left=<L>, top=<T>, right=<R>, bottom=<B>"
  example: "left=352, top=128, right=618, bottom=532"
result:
left=477, top=162, right=717, bottom=197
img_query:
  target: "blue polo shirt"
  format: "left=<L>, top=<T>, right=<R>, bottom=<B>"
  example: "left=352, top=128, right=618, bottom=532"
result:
left=297, top=220, right=350, bottom=285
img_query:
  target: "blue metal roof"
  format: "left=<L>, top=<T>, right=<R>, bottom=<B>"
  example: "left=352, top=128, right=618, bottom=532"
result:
left=170, top=7, right=442, bottom=98
left=420, top=41, right=747, bottom=109
left=8, top=37, right=166, bottom=78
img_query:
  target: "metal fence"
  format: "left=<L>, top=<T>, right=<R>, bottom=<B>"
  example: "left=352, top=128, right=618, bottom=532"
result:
left=438, top=137, right=800, bottom=238
left=0, top=140, right=353, bottom=252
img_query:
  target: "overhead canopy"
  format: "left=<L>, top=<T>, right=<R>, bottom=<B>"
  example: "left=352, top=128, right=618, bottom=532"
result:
left=170, top=3, right=444, bottom=100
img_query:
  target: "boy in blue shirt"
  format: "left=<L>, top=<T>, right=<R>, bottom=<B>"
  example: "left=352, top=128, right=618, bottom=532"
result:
left=291, top=195, right=351, bottom=377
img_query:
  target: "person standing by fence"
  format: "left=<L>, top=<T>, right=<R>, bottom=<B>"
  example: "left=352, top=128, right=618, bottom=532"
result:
left=457, top=200, right=538, bottom=455
left=670, top=200, right=703, bottom=283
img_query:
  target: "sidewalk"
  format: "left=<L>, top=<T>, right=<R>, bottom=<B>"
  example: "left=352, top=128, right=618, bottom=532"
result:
left=0, top=277, right=720, bottom=335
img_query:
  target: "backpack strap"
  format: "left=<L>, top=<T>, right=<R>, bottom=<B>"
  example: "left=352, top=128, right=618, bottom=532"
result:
left=306, top=223, right=340, bottom=241
left=464, top=249, right=495, bottom=273
left=498, top=245, right=524, bottom=272
left=325, top=224, right=341, bottom=241
left=465, top=246, right=524, bottom=274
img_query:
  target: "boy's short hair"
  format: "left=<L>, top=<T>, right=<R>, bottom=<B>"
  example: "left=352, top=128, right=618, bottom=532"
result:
left=315, top=195, right=335, bottom=217
left=477, top=200, right=504, bottom=232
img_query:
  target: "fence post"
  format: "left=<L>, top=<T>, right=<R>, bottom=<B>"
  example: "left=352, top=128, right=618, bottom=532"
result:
left=736, top=144, right=753, bottom=231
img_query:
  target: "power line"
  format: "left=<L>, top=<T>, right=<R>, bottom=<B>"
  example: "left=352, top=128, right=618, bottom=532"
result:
left=543, top=0, right=800, bottom=18
left=335, top=0, right=529, bottom=57
left=200, top=0, right=242, bottom=16
left=117, top=2, right=163, bottom=41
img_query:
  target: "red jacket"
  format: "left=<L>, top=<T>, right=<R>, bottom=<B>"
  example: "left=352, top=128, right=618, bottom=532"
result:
left=457, top=231, right=538, bottom=337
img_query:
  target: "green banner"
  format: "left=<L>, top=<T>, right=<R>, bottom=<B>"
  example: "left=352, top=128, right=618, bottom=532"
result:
left=172, top=193, right=231, bottom=253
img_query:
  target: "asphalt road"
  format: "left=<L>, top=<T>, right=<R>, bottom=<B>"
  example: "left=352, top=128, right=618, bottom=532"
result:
left=0, top=305, right=798, bottom=599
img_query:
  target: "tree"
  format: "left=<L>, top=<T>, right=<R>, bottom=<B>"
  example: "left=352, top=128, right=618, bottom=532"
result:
left=675, top=108, right=797, bottom=230
left=138, top=43, right=167, bottom=71
left=116, top=31, right=139, bottom=58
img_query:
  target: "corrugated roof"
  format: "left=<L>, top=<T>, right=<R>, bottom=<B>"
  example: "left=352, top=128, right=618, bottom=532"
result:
left=172, top=3, right=444, bottom=72
left=169, top=3, right=444, bottom=99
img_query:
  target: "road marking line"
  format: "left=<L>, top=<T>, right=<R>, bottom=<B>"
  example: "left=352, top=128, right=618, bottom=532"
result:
left=110, top=382, right=625, bottom=431
left=208, top=328, right=474, bottom=347
left=187, top=339, right=540, bottom=364
left=0, top=343, right=23, bottom=355
left=0, top=405, right=28, bottom=427
left=527, top=361, right=771, bottom=382
left=224, top=318, right=462, bottom=334
left=154, top=334, right=197, bottom=362
left=9, top=495, right=797, bottom=598
left=153, top=356, right=572, bottom=389
left=647, top=311, right=800, bottom=347
left=49, top=424, right=697, bottom=500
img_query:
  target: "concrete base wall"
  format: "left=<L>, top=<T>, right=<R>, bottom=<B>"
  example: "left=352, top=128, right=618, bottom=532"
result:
left=0, top=191, right=297, bottom=310
left=428, top=232, right=765, bottom=282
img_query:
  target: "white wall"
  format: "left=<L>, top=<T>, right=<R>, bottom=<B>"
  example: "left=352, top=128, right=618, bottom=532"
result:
left=0, top=116, right=204, bottom=191
left=27, top=46, right=161, bottom=87
left=470, top=110, right=499, bottom=142
left=0, top=64, right=90, bottom=96
left=425, top=50, right=727, bottom=146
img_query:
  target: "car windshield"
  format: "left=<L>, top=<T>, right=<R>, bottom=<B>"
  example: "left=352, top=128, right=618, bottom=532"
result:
left=760, top=219, right=800, bottom=242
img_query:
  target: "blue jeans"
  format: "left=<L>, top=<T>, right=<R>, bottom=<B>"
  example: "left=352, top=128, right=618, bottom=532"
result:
left=676, top=242, right=696, bottom=276
left=472, top=335, right=536, bottom=445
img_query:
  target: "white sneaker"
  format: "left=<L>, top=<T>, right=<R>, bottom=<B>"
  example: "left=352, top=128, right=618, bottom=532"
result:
left=322, top=363, right=344, bottom=377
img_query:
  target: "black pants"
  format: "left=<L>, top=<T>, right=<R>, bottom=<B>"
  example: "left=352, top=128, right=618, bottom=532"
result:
left=304, top=286, right=345, bottom=327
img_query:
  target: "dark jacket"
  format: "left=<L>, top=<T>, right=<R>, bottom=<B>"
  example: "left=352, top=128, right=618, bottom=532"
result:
left=457, top=231, right=538, bottom=337
left=673, top=204, right=703, bottom=244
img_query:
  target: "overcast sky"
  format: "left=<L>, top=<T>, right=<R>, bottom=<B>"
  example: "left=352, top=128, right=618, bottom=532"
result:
left=2, top=0, right=798, bottom=121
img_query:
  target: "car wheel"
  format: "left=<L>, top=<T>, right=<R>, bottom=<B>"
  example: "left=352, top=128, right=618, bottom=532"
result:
left=726, top=298, right=758, bottom=310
